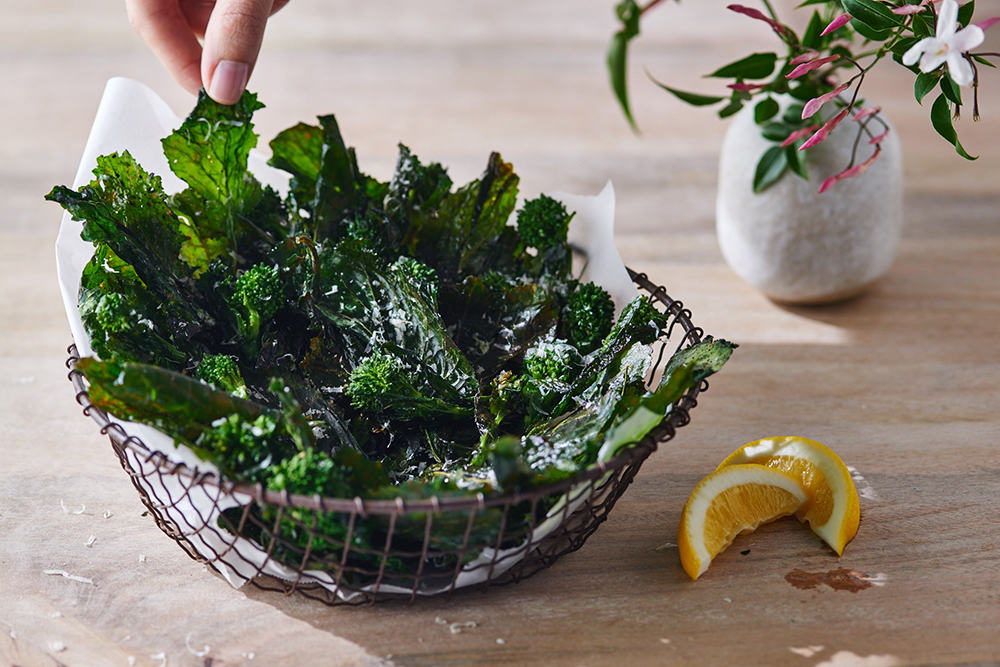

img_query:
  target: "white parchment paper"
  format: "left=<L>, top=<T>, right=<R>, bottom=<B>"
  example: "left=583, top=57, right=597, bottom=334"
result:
left=55, top=77, right=638, bottom=596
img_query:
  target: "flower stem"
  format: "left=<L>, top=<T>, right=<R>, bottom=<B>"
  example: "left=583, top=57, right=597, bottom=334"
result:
left=760, top=0, right=779, bottom=22
left=640, top=0, right=669, bottom=16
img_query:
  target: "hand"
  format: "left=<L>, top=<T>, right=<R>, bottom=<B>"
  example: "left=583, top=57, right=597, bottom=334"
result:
left=126, top=0, right=290, bottom=105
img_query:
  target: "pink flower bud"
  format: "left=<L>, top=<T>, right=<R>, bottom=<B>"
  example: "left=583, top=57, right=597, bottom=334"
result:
left=821, top=14, right=852, bottom=35
left=790, top=51, right=819, bottom=66
left=976, top=17, right=1000, bottom=31
left=727, top=4, right=792, bottom=35
left=800, top=108, right=851, bottom=150
left=787, top=55, right=841, bottom=80
left=780, top=125, right=820, bottom=147
left=892, top=4, right=927, bottom=14
left=818, top=147, right=881, bottom=193
left=802, top=83, right=851, bottom=119
left=852, top=106, right=881, bottom=121
left=727, top=82, right=768, bottom=91
left=868, top=129, right=891, bottom=145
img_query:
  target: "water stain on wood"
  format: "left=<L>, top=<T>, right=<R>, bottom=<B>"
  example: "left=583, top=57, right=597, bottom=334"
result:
left=785, top=567, right=873, bottom=592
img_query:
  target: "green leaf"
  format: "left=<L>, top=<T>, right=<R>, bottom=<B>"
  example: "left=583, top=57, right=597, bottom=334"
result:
left=408, top=152, right=520, bottom=282
left=843, top=0, right=904, bottom=30
left=177, top=219, right=228, bottom=277
left=761, top=122, right=793, bottom=142
left=754, top=97, right=780, bottom=124
left=312, top=114, right=366, bottom=232
left=382, top=144, right=453, bottom=246
left=269, top=123, right=322, bottom=184
left=269, top=122, right=323, bottom=213
left=161, top=90, right=264, bottom=237
left=911, top=12, right=933, bottom=38
left=850, top=17, right=893, bottom=42
left=707, top=53, right=779, bottom=80
left=914, top=71, right=939, bottom=104
left=645, top=70, right=726, bottom=106
left=940, top=75, right=963, bottom=106
left=718, top=99, right=745, bottom=118
left=548, top=296, right=667, bottom=421
left=789, top=82, right=821, bottom=101
left=440, top=277, right=559, bottom=380
left=46, top=153, right=216, bottom=344
left=49, top=152, right=186, bottom=275
left=891, top=37, right=920, bottom=58
left=957, top=0, right=975, bottom=26
left=973, top=55, right=998, bottom=68
left=314, top=241, right=478, bottom=406
left=782, top=103, right=807, bottom=123
left=77, top=356, right=273, bottom=440
left=930, top=93, right=978, bottom=160
left=753, top=145, right=789, bottom=193
left=608, top=30, right=638, bottom=131
left=614, top=0, right=641, bottom=37
left=77, top=245, right=190, bottom=369
left=597, top=338, right=736, bottom=461
left=802, top=11, right=825, bottom=49
left=786, top=143, right=809, bottom=179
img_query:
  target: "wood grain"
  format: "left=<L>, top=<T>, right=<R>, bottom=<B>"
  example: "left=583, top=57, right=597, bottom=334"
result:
left=2, top=0, right=999, bottom=665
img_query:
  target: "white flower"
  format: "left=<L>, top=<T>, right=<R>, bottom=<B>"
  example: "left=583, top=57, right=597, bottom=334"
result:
left=903, top=0, right=985, bottom=86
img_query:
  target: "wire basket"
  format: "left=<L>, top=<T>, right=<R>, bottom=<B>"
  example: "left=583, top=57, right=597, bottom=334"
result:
left=66, top=268, right=709, bottom=605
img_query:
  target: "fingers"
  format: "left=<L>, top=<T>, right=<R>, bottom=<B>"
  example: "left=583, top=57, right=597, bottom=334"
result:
left=201, top=0, right=275, bottom=105
left=126, top=0, right=205, bottom=95
left=178, top=0, right=217, bottom=39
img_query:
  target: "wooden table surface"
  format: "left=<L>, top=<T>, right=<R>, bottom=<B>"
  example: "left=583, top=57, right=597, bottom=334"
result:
left=3, top=0, right=1000, bottom=665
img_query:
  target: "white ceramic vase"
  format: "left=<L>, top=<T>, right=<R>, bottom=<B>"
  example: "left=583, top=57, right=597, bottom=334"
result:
left=716, top=100, right=904, bottom=304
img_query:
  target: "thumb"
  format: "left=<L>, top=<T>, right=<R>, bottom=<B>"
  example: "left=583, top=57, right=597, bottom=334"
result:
left=202, top=0, right=275, bottom=105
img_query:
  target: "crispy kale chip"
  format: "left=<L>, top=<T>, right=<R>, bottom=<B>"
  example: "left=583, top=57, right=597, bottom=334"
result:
left=408, top=152, right=520, bottom=282
left=345, top=349, right=473, bottom=421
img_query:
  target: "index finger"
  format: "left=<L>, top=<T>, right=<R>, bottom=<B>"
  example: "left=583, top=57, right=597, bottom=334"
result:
left=126, top=0, right=204, bottom=94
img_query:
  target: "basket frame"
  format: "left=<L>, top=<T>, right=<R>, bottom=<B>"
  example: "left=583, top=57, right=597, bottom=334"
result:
left=65, top=268, right=708, bottom=604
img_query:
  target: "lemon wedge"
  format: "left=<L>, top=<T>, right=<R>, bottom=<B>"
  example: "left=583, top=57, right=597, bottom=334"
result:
left=717, top=436, right=860, bottom=556
left=678, top=463, right=808, bottom=580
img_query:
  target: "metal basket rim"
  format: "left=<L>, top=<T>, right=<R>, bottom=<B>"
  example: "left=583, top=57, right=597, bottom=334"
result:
left=66, top=268, right=705, bottom=517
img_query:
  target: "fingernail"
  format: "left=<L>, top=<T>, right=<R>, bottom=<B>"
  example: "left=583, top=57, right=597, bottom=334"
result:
left=208, top=60, right=249, bottom=105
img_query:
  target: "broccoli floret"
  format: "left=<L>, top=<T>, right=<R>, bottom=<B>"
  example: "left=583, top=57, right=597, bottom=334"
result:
left=346, top=350, right=473, bottom=420
left=267, top=448, right=351, bottom=498
left=523, top=340, right=583, bottom=382
left=195, top=412, right=288, bottom=483
left=196, top=354, right=248, bottom=398
left=520, top=341, right=581, bottom=426
left=564, top=282, right=615, bottom=353
left=488, top=370, right=525, bottom=418
left=93, top=292, right=134, bottom=334
left=392, top=256, right=439, bottom=304
left=345, top=351, right=401, bottom=414
left=86, top=291, right=186, bottom=367
left=480, top=270, right=517, bottom=295
left=233, top=262, right=283, bottom=343
left=516, top=194, right=571, bottom=251
left=472, top=370, right=526, bottom=467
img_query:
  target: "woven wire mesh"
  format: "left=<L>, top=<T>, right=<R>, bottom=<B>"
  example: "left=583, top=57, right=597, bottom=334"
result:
left=66, top=269, right=708, bottom=604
